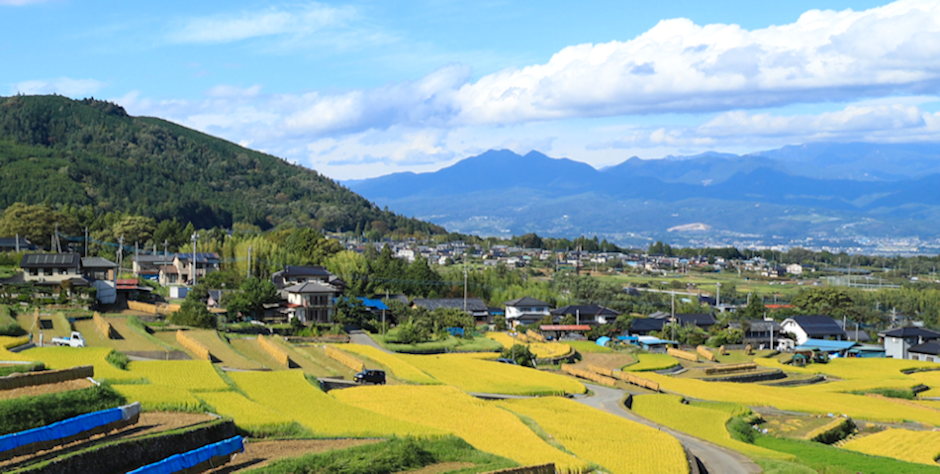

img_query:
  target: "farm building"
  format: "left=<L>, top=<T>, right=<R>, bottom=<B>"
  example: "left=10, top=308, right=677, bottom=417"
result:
left=780, top=315, right=846, bottom=345
left=879, top=326, right=940, bottom=360
left=551, top=305, right=620, bottom=325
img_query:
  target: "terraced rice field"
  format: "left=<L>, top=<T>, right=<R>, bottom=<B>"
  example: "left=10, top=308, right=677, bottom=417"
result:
left=338, top=344, right=439, bottom=384
left=334, top=385, right=588, bottom=472
left=485, top=332, right=571, bottom=359
left=196, top=390, right=294, bottom=428
left=0, top=335, right=29, bottom=349
left=293, top=344, right=358, bottom=377
left=640, top=371, right=940, bottom=426
left=499, top=396, right=688, bottom=473
left=230, top=370, right=442, bottom=437
left=624, top=353, right=679, bottom=371
left=228, top=337, right=290, bottom=370
left=73, top=316, right=166, bottom=352
left=631, top=394, right=793, bottom=460
left=127, top=360, right=230, bottom=391
left=400, top=353, right=586, bottom=395
left=0, top=346, right=138, bottom=381
left=843, top=428, right=940, bottom=465
left=114, top=383, right=204, bottom=411
left=183, top=330, right=261, bottom=369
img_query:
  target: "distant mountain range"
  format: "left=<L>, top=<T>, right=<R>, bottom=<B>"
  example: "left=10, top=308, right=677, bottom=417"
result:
left=347, top=144, right=940, bottom=246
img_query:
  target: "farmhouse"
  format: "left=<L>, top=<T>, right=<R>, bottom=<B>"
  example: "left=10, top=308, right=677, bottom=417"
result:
left=283, top=281, right=340, bottom=323
left=630, top=318, right=666, bottom=335
left=503, top=297, right=551, bottom=326
left=551, top=305, right=620, bottom=325
left=412, top=298, right=490, bottom=324
left=272, top=265, right=336, bottom=289
left=909, top=341, right=940, bottom=363
left=780, top=315, right=846, bottom=345
left=879, top=326, right=940, bottom=360
left=20, top=253, right=83, bottom=284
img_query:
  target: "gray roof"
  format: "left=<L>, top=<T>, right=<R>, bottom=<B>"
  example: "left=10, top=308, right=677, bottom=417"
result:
left=909, top=340, right=940, bottom=356
left=551, top=305, right=620, bottom=317
left=275, top=265, right=333, bottom=278
left=283, top=281, right=338, bottom=294
left=789, top=315, right=846, bottom=337
left=81, top=257, right=118, bottom=268
left=879, top=327, right=940, bottom=339
left=413, top=298, right=488, bottom=312
left=503, top=296, right=550, bottom=307
left=747, top=320, right=781, bottom=332
left=21, top=253, right=80, bottom=268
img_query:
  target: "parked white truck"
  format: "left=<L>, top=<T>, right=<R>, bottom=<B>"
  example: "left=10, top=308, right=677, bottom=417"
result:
left=51, top=331, right=86, bottom=348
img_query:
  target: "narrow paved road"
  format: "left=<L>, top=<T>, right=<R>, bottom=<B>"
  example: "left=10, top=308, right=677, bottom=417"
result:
left=349, top=330, right=393, bottom=353
left=576, top=384, right=761, bottom=474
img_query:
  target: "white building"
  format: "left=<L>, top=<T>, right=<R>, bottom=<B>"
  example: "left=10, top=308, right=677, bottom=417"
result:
left=503, top=297, right=551, bottom=326
left=786, top=263, right=804, bottom=275
left=879, top=327, right=940, bottom=360
left=284, top=281, right=340, bottom=323
left=780, top=315, right=846, bottom=346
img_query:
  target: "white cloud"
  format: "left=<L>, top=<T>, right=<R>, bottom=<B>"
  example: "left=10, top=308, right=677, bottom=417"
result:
left=12, top=77, right=106, bottom=97
left=166, top=3, right=359, bottom=45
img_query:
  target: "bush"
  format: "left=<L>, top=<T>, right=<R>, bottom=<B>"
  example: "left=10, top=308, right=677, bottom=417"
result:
left=500, top=344, right=536, bottom=367
left=0, top=361, right=44, bottom=377
left=106, top=350, right=130, bottom=370
left=0, top=384, right=126, bottom=435
left=168, top=298, right=217, bottom=329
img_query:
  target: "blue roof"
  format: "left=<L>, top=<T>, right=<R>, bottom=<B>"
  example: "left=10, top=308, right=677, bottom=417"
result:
left=796, top=338, right=858, bottom=351
left=359, top=298, right=389, bottom=310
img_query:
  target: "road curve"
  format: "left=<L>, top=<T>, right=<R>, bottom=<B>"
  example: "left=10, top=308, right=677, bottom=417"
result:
left=348, top=330, right=394, bottom=353
left=576, top=384, right=761, bottom=474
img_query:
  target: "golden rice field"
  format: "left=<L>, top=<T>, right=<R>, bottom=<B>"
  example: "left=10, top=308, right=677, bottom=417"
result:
left=0, top=346, right=138, bottom=381
left=196, top=390, right=294, bottom=428
left=334, top=385, right=588, bottom=473
left=754, top=357, right=934, bottom=380
left=624, top=353, right=679, bottom=372
left=910, top=370, right=940, bottom=397
left=113, top=383, right=203, bottom=411
left=400, top=353, right=586, bottom=395
left=127, top=360, right=230, bottom=391
left=184, top=330, right=261, bottom=369
left=640, top=372, right=940, bottom=426
left=843, top=428, right=940, bottom=465
left=498, top=396, right=688, bottom=474
left=337, top=344, right=440, bottom=385
left=230, top=370, right=443, bottom=438
left=485, top=332, right=571, bottom=359
left=630, top=394, right=793, bottom=460
left=0, top=335, right=29, bottom=349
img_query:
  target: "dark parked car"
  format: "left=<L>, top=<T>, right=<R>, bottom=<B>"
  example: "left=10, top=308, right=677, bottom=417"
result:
left=496, top=357, right=518, bottom=365
left=354, top=369, right=386, bottom=384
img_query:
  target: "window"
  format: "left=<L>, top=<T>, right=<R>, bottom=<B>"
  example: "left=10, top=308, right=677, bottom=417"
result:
left=30, top=269, right=38, bottom=276
left=44, top=268, right=53, bottom=276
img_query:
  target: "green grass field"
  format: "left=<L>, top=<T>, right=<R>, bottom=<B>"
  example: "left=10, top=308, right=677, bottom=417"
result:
left=601, top=272, right=805, bottom=299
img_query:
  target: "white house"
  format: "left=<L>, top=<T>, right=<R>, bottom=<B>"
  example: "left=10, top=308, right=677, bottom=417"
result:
left=879, top=327, right=940, bottom=360
left=20, top=253, right=82, bottom=284
left=780, top=315, right=846, bottom=346
left=503, top=297, right=551, bottom=326
left=283, top=281, right=340, bottom=323
left=786, top=263, right=804, bottom=275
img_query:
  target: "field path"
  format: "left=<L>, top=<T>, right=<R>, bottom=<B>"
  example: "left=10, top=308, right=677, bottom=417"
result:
left=577, top=383, right=761, bottom=474
left=349, top=330, right=392, bottom=353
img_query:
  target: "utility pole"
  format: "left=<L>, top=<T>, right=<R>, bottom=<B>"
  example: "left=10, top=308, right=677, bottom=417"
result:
left=463, top=253, right=468, bottom=313
left=135, top=241, right=139, bottom=273
left=117, top=235, right=124, bottom=280
left=716, top=282, right=721, bottom=307
left=14, top=233, right=18, bottom=253
left=191, top=232, right=199, bottom=286
left=84, top=227, right=88, bottom=257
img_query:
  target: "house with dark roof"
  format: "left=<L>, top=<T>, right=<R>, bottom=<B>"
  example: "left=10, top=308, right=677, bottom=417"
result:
left=0, top=237, right=37, bottom=253
left=20, top=253, right=83, bottom=285
left=272, top=265, right=334, bottom=289
left=674, top=313, right=718, bottom=329
left=909, top=341, right=940, bottom=363
left=879, top=326, right=940, bottom=360
left=81, top=257, right=118, bottom=281
left=551, top=305, right=620, bottom=325
left=630, top=318, right=667, bottom=335
left=780, top=315, right=846, bottom=345
left=729, top=319, right=782, bottom=347
left=133, top=254, right=175, bottom=281
left=503, top=297, right=551, bottom=326
left=412, top=298, right=490, bottom=324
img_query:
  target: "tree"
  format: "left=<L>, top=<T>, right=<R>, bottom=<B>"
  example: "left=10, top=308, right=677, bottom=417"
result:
left=224, top=277, right=280, bottom=320
left=112, top=215, right=156, bottom=247
left=169, top=298, right=217, bottom=328
left=332, top=296, right=372, bottom=327
left=501, top=344, right=536, bottom=367
left=740, top=293, right=767, bottom=320
left=0, top=203, right=78, bottom=248
left=792, top=287, right=855, bottom=317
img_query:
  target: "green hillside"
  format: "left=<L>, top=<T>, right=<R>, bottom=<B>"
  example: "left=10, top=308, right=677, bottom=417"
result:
left=0, top=95, right=442, bottom=234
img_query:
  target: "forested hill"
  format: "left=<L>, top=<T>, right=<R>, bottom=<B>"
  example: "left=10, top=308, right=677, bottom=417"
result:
left=0, top=95, right=442, bottom=234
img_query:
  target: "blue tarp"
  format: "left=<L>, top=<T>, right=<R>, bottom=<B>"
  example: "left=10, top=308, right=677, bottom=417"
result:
left=447, top=327, right=465, bottom=337
left=0, top=406, right=125, bottom=454
left=128, top=436, right=244, bottom=474
left=796, top=338, right=858, bottom=352
left=360, top=298, right=390, bottom=311
left=595, top=336, right=612, bottom=347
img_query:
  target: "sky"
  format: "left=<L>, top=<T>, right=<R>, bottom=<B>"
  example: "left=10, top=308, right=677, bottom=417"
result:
left=3, top=0, right=940, bottom=180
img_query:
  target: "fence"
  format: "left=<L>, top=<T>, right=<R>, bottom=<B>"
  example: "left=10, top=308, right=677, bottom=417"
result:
left=667, top=348, right=698, bottom=362
left=176, top=330, right=212, bottom=361
left=257, top=335, right=291, bottom=366
left=93, top=312, right=115, bottom=339
left=696, top=345, right=716, bottom=362
left=0, top=365, right=94, bottom=391
left=127, top=436, right=244, bottom=474
left=562, top=365, right=617, bottom=386
left=612, top=370, right=660, bottom=391
left=128, top=301, right=181, bottom=315
left=703, top=362, right=757, bottom=376
left=0, top=402, right=140, bottom=462
left=325, top=345, right=365, bottom=372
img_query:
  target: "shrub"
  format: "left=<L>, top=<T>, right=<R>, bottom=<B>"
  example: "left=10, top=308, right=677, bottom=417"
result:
left=106, top=350, right=130, bottom=370
left=0, top=384, right=126, bottom=435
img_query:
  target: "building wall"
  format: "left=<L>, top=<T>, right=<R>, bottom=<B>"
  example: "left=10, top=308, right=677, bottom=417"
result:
left=884, top=336, right=909, bottom=359
left=23, top=266, right=80, bottom=283
left=780, top=320, right=809, bottom=345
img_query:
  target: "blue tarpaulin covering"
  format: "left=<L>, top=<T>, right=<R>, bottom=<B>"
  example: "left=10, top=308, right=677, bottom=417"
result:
left=447, top=327, right=465, bottom=337
left=0, top=405, right=126, bottom=454
left=360, top=298, right=389, bottom=311
left=595, top=336, right=612, bottom=347
left=127, top=436, right=244, bottom=474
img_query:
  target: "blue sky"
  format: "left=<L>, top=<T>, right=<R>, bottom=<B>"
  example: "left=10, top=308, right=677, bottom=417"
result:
left=3, top=0, right=940, bottom=179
